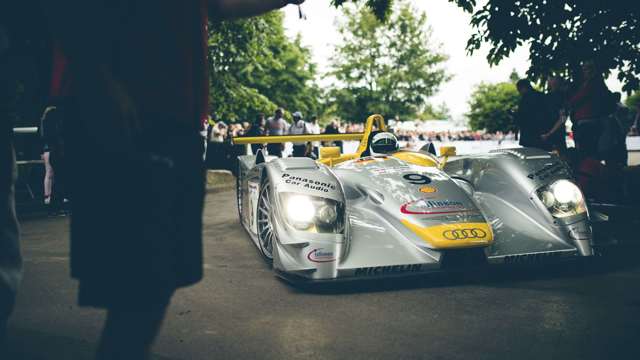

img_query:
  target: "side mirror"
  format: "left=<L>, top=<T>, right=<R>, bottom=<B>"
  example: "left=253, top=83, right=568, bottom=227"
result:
left=439, top=146, right=457, bottom=157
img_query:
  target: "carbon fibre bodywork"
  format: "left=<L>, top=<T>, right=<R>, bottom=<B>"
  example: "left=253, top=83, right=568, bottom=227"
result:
left=236, top=146, right=595, bottom=282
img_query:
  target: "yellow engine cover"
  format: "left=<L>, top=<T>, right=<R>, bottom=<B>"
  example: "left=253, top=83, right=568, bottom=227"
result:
left=390, top=151, right=439, bottom=167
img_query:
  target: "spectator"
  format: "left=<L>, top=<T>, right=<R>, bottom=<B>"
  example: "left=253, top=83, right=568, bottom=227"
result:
left=246, top=114, right=266, bottom=155
left=0, top=23, right=21, bottom=350
left=541, top=76, right=568, bottom=152
left=515, top=79, right=550, bottom=150
left=39, top=102, right=68, bottom=215
left=599, top=92, right=628, bottom=168
left=266, top=108, right=288, bottom=157
left=40, top=105, right=57, bottom=206
left=324, top=119, right=343, bottom=152
left=42, top=1, right=305, bottom=359
left=211, top=121, right=227, bottom=143
left=288, top=111, right=311, bottom=157
left=205, top=114, right=216, bottom=142
left=308, top=114, right=321, bottom=157
left=567, top=60, right=611, bottom=157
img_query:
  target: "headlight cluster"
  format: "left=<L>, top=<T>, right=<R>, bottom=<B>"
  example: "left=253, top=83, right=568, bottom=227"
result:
left=280, top=193, right=344, bottom=233
left=537, top=179, right=586, bottom=218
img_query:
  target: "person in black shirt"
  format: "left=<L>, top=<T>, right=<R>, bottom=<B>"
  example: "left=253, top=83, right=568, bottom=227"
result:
left=541, top=76, right=568, bottom=153
left=246, top=114, right=266, bottom=155
left=515, top=79, right=551, bottom=150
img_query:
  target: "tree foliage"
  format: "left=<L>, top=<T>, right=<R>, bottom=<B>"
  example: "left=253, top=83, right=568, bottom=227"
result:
left=626, top=92, right=640, bottom=110
left=466, top=81, right=519, bottom=133
left=327, top=3, right=449, bottom=122
left=331, top=0, right=395, bottom=21
left=451, top=0, right=640, bottom=92
left=208, top=12, right=320, bottom=121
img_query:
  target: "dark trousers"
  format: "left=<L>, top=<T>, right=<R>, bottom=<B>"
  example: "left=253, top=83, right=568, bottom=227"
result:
left=292, top=144, right=307, bottom=157
left=573, top=119, right=601, bottom=157
left=97, top=298, right=171, bottom=360
left=267, top=143, right=283, bottom=158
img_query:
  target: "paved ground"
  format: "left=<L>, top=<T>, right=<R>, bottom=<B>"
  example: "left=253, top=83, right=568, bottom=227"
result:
left=6, top=190, right=640, bottom=360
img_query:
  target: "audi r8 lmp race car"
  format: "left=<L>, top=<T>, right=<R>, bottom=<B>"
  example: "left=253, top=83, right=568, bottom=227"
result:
left=232, top=114, right=597, bottom=283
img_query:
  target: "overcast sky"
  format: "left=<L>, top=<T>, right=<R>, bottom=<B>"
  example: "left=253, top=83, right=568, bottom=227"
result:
left=282, top=1, right=623, bottom=122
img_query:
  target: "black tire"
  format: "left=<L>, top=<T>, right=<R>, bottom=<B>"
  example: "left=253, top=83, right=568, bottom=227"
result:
left=256, top=176, right=275, bottom=264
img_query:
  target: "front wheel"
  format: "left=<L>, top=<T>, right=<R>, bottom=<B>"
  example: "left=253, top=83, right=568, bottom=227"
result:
left=256, top=177, right=275, bottom=264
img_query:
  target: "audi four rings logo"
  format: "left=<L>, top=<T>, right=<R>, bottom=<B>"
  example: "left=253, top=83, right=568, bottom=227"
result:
left=443, top=228, right=487, bottom=240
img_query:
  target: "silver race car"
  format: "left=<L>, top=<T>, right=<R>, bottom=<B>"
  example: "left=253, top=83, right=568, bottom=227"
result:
left=233, top=115, right=595, bottom=282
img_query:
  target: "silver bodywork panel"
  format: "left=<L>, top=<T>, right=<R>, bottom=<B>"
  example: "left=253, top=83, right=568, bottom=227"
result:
left=237, top=147, right=593, bottom=282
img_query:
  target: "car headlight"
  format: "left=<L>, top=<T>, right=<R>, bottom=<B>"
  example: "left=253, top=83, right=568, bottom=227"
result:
left=280, top=193, right=344, bottom=233
left=536, top=179, right=587, bottom=218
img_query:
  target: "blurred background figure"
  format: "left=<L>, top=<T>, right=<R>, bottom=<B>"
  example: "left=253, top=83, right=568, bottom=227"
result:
left=40, top=105, right=56, bottom=206
left=288, top=111, right=311, bottom=157
left=308, top=114, right=320, bottom=158
left=0, top=23, right=21, bottom=351
left=542, top=76, right=568, bottom=153
left=246, top=114, right=266, bottom=155
left=324, top=119, right=343, bottom=152
left=515, top=79, right=549, bottom=150
left=266, top=108, right=288, bottom=157
left=568, top=60, right=610, bottom=157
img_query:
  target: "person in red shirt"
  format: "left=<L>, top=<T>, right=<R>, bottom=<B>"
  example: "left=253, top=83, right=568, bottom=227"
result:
left=40, top=1, right=303, bottom=358
left=568, top=61, right=611, bottom=156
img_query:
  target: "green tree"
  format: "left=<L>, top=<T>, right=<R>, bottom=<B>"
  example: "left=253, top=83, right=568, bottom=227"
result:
left=331, top=0, right=394, bottom=21
left=420, top=103, right=451, bottom=120
left=208, top=11, right=320, bottom=121
left=327, top=3, right=449, bottom=122
left=626, top=92, right=640, bottom=110
left=466, top=82, right=519, bottom=133
left=450, top=0, right=640, bottom=92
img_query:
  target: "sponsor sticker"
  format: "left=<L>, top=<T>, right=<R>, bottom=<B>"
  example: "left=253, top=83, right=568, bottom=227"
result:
left=419, top=186, right=437, bottom=193
left=354, top=264, right=423, bottom=277
left=401, top=198, right=469, bottom=215
left=307, top=248, right=337, bottom=263
left=442, top=228, right=487, bottom=240
left=282, top=173, right=337, bottom=193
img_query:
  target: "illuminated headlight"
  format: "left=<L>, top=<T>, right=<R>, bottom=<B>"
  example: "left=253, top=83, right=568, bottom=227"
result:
left=280, top=193, right=344, bottom=233
left=537, top=180, right=586, bottom=218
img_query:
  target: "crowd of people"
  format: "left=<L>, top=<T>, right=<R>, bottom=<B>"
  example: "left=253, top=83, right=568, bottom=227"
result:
left=395, top=129, right=517, bottom=143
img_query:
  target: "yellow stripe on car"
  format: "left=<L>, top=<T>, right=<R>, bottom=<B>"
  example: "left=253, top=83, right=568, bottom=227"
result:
left=401, top=220, right=494, bottom=249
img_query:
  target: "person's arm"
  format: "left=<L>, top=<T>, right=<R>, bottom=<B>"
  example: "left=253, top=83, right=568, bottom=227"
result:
left=542, top=112, right=566, bottom=140
left=210, top=0, right=304, bottom=21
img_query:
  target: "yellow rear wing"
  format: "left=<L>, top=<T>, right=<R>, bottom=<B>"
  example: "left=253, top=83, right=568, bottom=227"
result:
left=232, top=115, right=387, bottom=166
